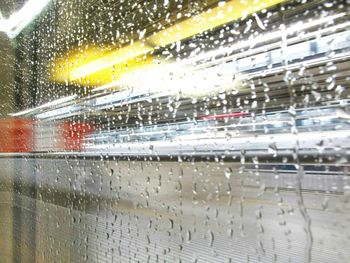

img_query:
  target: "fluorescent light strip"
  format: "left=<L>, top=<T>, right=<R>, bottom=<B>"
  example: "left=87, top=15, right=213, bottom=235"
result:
left=9, top=95, right=77, bottom=117
left=93, top=12, right=346, bottom=93
left=0, top=0, right=51, bottom=38
left=65, top=0, right=286, bottom=82
left=181, top=12, right=346, bottom=66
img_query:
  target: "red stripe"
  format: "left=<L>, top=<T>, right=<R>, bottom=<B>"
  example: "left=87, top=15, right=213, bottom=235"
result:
left=200, top=112, right=250, bottom=120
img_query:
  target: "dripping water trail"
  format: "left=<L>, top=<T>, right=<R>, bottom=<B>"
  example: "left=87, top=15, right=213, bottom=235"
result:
left=295, top=165, right=313, bottom=263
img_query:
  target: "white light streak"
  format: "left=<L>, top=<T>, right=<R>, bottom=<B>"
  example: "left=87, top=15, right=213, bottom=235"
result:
left=0, top=0, right=51, bottom=38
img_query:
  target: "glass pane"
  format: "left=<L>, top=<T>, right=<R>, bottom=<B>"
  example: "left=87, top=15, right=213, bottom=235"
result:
left=0, top=0, right=349, bottom=262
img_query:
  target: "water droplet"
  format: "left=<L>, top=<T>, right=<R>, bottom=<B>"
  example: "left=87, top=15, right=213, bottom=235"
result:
left=169, top=219, right=174, bottom=229
left=288, top=106, right=296, bottom=117
left=268, top=142, right=278, bottom=157
left=208, top=230, right=214, bottom=247
left=224, top=167, right=232, bottom=179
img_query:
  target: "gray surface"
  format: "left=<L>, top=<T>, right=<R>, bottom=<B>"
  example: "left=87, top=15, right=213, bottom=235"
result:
left=0, top=158, right=349, bottom=262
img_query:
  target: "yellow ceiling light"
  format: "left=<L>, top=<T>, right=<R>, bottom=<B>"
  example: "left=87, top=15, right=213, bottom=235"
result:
left=69, top=42, right=153, bottom=81
left=52, top=0, right=285, bottom=86
left=51, top=45, right=111, bottom=83
left=74, top=54, right=155, bottom=86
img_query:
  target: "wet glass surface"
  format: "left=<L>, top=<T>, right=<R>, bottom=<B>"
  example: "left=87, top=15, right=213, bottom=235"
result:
left=0, top=0, right=350, bottom=262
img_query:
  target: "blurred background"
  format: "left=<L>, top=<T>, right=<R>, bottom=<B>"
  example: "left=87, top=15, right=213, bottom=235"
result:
left=0, top=0, right=350, bottom=262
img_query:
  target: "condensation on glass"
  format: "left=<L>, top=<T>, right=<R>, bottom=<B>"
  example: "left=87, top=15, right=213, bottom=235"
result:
left=0, top=0, right=349, bottom=262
